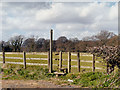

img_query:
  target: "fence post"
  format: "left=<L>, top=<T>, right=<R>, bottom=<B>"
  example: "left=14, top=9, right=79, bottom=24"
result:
left=77, top=52, right=80, bottom=72
left=48, top=51, right=50, bottom=69
left=103, top=58, right=109, bottom=74
left=59, top=51, right=62, bottom=70
left=3, top=51, right=5, bottom=64
left=106, top=61, right=109, bottom=74
left=23, top=51, right=26, bottom=69
left=93, top=54, right=95, bottom=72
left=68, top=52, right=71, bottom=73
left=49, top=29, right=53, bottom=73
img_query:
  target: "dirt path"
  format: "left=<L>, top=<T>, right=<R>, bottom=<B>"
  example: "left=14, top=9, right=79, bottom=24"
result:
left=2, top=80, right=77, bottom=88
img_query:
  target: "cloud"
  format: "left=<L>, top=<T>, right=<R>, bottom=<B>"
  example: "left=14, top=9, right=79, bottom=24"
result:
left=6, top=2, right=51, bottom=9
left=1, top=2, right=118, bottom=41
left=0, top=2, right=2, bottom=41
left=35, top=2, right=117, bottom=24
left=36, top=3, right=96, bottom=24
left=0, top=30, right=2, bottom=41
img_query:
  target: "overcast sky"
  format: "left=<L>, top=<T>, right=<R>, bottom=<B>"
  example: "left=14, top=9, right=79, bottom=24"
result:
left=0, top=2, right=118, bottom=41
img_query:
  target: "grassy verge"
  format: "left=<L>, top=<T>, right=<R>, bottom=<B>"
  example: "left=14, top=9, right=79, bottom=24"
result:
left=2, top=64, right=55, bottom=80
left=1, top=64, right=120, bottom=88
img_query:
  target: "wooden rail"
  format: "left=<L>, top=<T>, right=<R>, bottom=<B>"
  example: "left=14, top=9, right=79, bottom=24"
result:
left=1, top=51, right=105, bottom=73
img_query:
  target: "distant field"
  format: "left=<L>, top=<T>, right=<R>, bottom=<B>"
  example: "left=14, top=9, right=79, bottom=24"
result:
left=0, top=52, right=106, bottom=73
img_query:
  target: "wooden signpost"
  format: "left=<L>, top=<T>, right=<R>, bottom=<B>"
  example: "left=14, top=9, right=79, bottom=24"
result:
left=49, top=29, right=53, bottom=73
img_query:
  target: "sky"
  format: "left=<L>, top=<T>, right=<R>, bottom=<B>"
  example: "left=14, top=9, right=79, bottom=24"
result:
left=0, top=2, right=118, bottom=41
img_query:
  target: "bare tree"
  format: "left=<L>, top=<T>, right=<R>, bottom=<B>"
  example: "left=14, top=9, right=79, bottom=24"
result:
left=82, top=36, right=96, bottom=41
left=95, top=30, right=115, bottom=45
left=56, top=36, right=68, bottom=51
left=0, top=41, right=5, bottom=51
left=57, top=36, right=68, bottom=43
left=69, top=38, right=79, bottom=42
left=23, top=37, right=36, bottom=52
left=36, top=38, right=45, bottom=51
left=9, top=35, right=24, bottom=52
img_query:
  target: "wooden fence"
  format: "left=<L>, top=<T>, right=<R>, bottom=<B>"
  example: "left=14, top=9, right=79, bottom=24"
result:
left=0, top=51, right=107, bottom=73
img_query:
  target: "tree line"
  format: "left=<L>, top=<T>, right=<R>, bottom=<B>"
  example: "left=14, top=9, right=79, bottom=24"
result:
left=0, top=30, right=118, bottom=52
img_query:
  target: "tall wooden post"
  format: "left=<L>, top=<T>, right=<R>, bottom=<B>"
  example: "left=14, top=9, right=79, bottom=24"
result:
left=93, top=54, right=95, bottom=72
left=48, top=51, right=50, bottom=69
left=49, top=29, right=53, bottom=73
left=59, top=51, right=62, bottom=70
left=77, top=52, right=80, bottom=72
left=23, top=51, right=26, bottom=69
left=68, top=52, right=71, bottom=73
left=3, top=51, right=5, bottom=64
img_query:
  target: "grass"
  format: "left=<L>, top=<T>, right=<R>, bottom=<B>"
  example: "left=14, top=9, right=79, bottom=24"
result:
left=2, top=64, right=55, bottom=80
left=5, top=54, right=23, bottom=57
left=54, top=71, right=120, bottom=88
left=1, top=64, right=120, bottom=88
left=1, top=59, right=23, bottom=62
